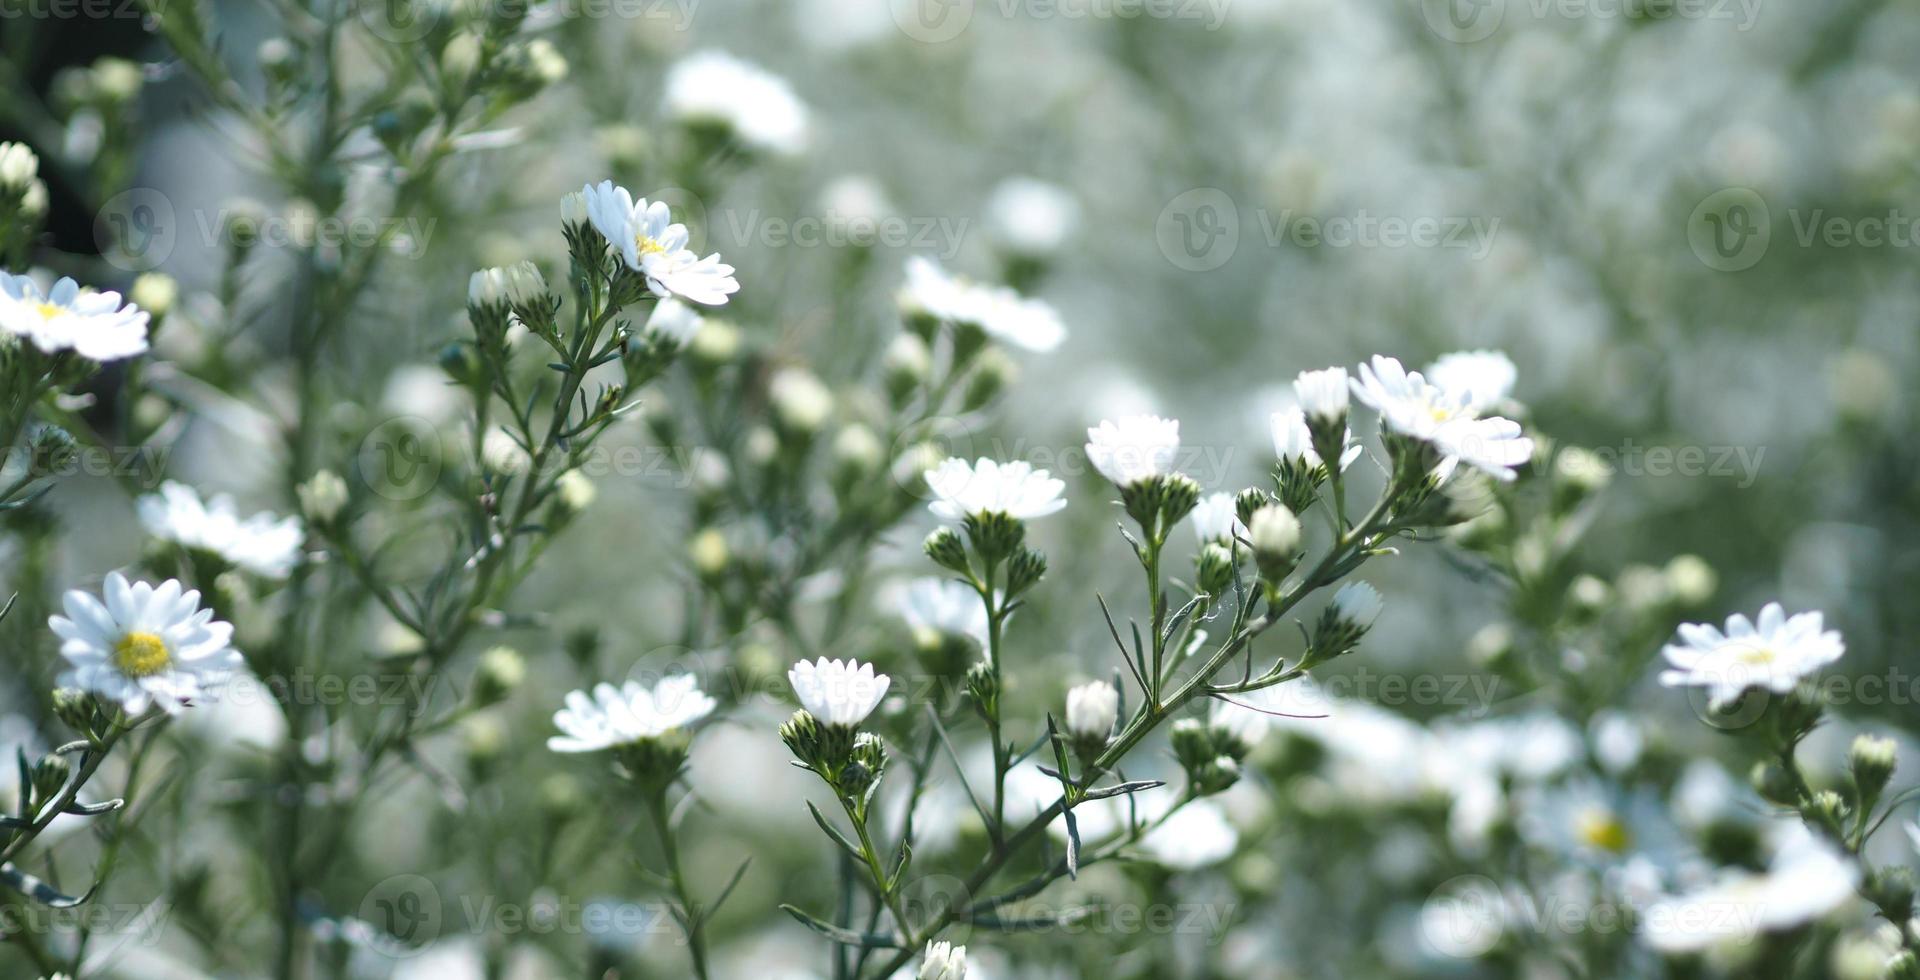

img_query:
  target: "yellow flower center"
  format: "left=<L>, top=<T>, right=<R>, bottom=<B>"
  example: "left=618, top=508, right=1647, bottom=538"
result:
left=33, top=301, right=64, bottom=320
left=1732, top=644, right=1777, bottom=666
left=635, top=234, right=667, bottom=257
left=114, top=631, right=171, bottom=678
left=1575, top=808, right=1630, bottom=854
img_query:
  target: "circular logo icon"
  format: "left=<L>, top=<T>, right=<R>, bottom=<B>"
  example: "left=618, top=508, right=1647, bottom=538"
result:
left=890, top=0, right=976, bottom=43
left=95, top=189, right=177, bottom=273
left=1420, top=0, right=1507, bottom=43
left=357, top=415, right=444, bottom=502
left=1421, top=874, right=1504, bottom=958
left=1155, top=188, right=1239, bottom=272
left=889, top=413, right=987, bottom=499
left=358, top=874, right=443, bottom=953
left=356, top=0, right=440, bottom=43
left=1687, top=187, right=1770, bottom=272
left=1680, top=671, right=1769, bottom=731
left=899, top=872, right=975, bottom=943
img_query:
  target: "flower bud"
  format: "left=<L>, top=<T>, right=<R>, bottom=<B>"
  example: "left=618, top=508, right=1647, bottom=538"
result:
left=439, top=32, right=484, bottom=91
left=769, top=367, right=833, bottom=437
left=130, top=273, right=178, bottom=320
left=1248, top=504, right=1301, bottom=583
left=297, top=470, right=349, bottom=524
left=0, top=142, right=39, bottom=193
left=924, top=527, right=970, bottom=575
left=688, top=528, right=730, bottom=580
left=1196, top=542, right=1236, bottom=599
left=471, top=646, right=525, bottom=707
left=919, top=940, right=968, bottom=980
left=884, top=333, right=931, bottom=407
left=539, top=772, right=586, bottom=824
left=1005, top=547, right=1047, bottom=597
left=962, top=348, right=1015, bottom=412
left=555, top=469, right=597, bottom=514
left=1065, top=680, right=1118, bottom=757
left=1868, top=866, right=1916, bottom=925
left=1664, top=554, right=1716, bottom=607
left=30, top=753, right=71, bottom=802
left=1850, top=734, right=1897, bottom=808
left=965, top=660, right=998, bottom=719
left=831, top=424, right=885, bottom=490
left=51, top=688, right=96, bottom=734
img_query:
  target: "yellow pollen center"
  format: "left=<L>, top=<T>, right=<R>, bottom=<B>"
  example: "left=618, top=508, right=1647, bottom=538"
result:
left=114, top=631, right=171, bottom=678
left=635, top=234, right=667, bottom=257
left=1732, top=645, right=1776, bottom=666
left=1575, top=809, right=1630, bottom=853
left=33, top=301, right=63, bottom=320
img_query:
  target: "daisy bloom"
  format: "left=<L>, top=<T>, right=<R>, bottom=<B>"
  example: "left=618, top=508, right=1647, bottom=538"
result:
left=894, top=577, right=989, bottom=649
left=1427, top=349, right=1518, bottom=414
left=1349, top=355, right=1533, bottom=481
left=49, top=572, right=244, bottom=714
left=1658, top=602, right=1844, bottom=706
left=663, top=50, right=810, bottom=157
left=788, top=657, right=890, bottom=727
left=1293, top=366, right=1350, bottom=423
left=924, top=457, right=1068, bottom=522
left=1085, top=415, right=1181, bottom=487
left=0, top=272, right=150, bottom=361
left=1640, top=829, right=1857, bottom=953
left=918, top=940, right=968, bottom=980
left=546, top=676, right=717, bottom=753
left=581, top=181, right=739, bottom=306
left=138, top=481, right=305, bottom=578
left=897, top=257, right=1066, bottom=353
left=1190, top=492, right=1243, bottom=544
left=1065, top=680, right=1119, bottom=742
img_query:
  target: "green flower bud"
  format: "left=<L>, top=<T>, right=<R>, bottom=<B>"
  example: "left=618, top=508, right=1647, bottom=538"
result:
left=1196, top=542, right=1236, bottom=599
left=884, top=333, right=931, bottom=407
left=924, top=526, right=970, bottom=575
left=1749, top=760, right=1800, bottom=807
left=1868, top=866, right=1916, bottom=925
left=30, top=753, right=71, bottom=802
left=963, top=511, right=1026, bottom=565
left=961, top=348, right=1016, bottom=412
left=965, top=660, right=998, bottom=720
left=470, top=646, right=525, bottom=707
left=1005, top=547, right=1047, bottom=597
left=51, top=688, right=96, bottom=734
left=1850, top=734, right=1898, bottom=809
left=1248, top=504, right=1302, bottom=585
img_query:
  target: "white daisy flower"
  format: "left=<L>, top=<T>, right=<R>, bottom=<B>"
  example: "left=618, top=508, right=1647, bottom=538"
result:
left=897, top=257, right=1065, bottom=353
left=1269, top=407, right=1361, bottom=470
left=546, top=676, right=717, bottom=753
left=1065, top=680, right=1119, bottom=742
left=918, top=940, right=968, bottom=980
left=1658, top=602, right=1845, bottom=706
left=137, top=481, right=304, bottom=579
left=0, top=272, right=150, bottom=361
left=663, top=50, right=810, bottom=157
left=1085, top=414, right=1182, bottom=488
left=1190, top=491, right=1243, bottom=544
left=642, top=297, right=704, bottom=347
left=924, top=457, right=1068, bottom=522
left=788, top=657, right=890, bottom=727
left=893, top=577, right=989, bottom=649
left=48, top=572, right=244, bottom=714
left=986, top=176, right=1079, bottom=257
left=1141, top=799, right=1239, bottom=869
left=580, top=181, right=739, bottom=306
left=1349, top=355, right=1533, bottom=481
left=1330, top=581, right=1384, bottom=628
left=1427, top=349, right=1518, bottom=414
left=1640, top=828, right=1858, bottom=953
left=1292, top=366, right=1350, bottom=423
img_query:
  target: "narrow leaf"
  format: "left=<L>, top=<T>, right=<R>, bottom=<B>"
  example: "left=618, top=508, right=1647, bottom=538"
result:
left=779, top=905, right=900, bottom=948
left=1, top=863, right=96, bottom=908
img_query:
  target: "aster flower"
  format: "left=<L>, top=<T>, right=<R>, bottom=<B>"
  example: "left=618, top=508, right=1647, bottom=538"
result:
left=1641, top=829, right=1858, bottom=953
left=1427, top=349, right=1518, bottom=414
left=1084, top=415, right=1181, bottom=487
left=0, top=272, right=150, bottom=361
left=1658, top=602, right=1844, bottom=706
left=546, top=676, right=717, bottom=753
left=897, top=257, right=1065, bottom=353
left=48, top=572, right=244, bottom=715
left=893, top=577, right=989, bottom=649
left=1330, top=581, right=1384, bottom=629
left=1349, top=355, right=1533, bottom=481
left=1065, top=680, right=1119, bottom=743
left=581, top=181, right=739, bottom=306
left=663, top=50, right=810, bottom=157
left=138, top=481, right=305, bottom=578
left=1293, top=366, right=1350, bottom=424
left=924, top=457, right=1068, bottom=522
left=642, top=297, right=704, bottom=347
left=788, top=657, right=890, bottom=727
left=918, top=940, right=968, bottom=979
left=1269, top=407, right=1361, bottom=470
left=1190, top=492, right=1244, bottom=545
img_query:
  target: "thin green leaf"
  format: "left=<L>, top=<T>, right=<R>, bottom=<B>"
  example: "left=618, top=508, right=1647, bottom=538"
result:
left=779, top=904, right=900, bottom=948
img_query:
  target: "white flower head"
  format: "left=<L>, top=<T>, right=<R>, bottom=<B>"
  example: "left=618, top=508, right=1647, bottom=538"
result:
left=547, top=675, right=717, bottom=753
left=1641, top=828, right=1858, bottom=953
left=0, top=141, right=39, bottom=190
left=138, top=481, right=304, bottom=578
left=1658, top=602, right=1844, bottom=706
left=49, top=572, right=244, bottom=714
left=924, top=457, right=1068, bottom=522
left=788, top=657, right=890, bottom=727
left=918, top=940, right=968, bottom=980
left=663, top=50, right=810, bottom=157
left=1085, top=415, right=1181, bottom=487
left=986, top=176, right=1080, bottom=256
left=1270, top=407, right=1362, bottom=470
left=1141, top=799, right=1239, bottom=869
left=1332, top=581, right=1384, bottom=628
left=0, top=272, right=150, bottom=361
left=1066, top=680, right=1119, bottom=742
left=581, top=181, right=739, bottom=306
left=897, top=257, right=1065, bottom=353
left=1427, top=349, right=1518, bottom=414
left=894, top=578, right=989, bottom=649
left=1293, top=366, right=1350, bottom=423
left=643, top=297, right=704, bottom=347
left=1350, top=355, right=1533, bottom=481
left=1190, top=492, right=1244, bottom=545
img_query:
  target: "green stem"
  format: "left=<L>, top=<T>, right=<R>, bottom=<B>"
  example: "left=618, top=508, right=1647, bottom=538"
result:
left=645, top=793, right=711, bottom=980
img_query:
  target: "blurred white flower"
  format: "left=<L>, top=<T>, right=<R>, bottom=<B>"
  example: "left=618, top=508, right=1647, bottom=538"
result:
left=894, top=577, right=988, bottom=648
left=897, top=257, right=1065, bottom=353
left=1190, top=492, right=1243, bottom=544
left=1293, top=366, right=1349, bottom=423
left=924, top=457, right=1067, bottom=522
left=1659, top=602, right=1844, bottom=706
left=0, top=272, right=150, bottom=361
left=1350, top=355, right=1533, bottom=481
left=1426, top=349, right=1518, bottom=414
left=1065, top=680, right=1119, bottom=742
left=1084, top=415, right=1180, bottom=487
left=986, top=176, right=1079, bottom=256
left=547, top=676, right=717, bottom=753
left=1141, top=800, right=1238, bottom=869
left=1330, top=581, right=1383, bottom=628
left=663, top=50, right=809, bottom=157
left=1640, top=829, right=1858, bottom=953
left=582, top=181, right=739, bottom=306
left=918, top=940, right=968, bottom=980
left=788, top=657, right=890, bottom=727
left=49, top=572, right=244, bottom=714
left=139, top=481, right=304, bottom=578
left=1270, top=407, right=1360, bottom=470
